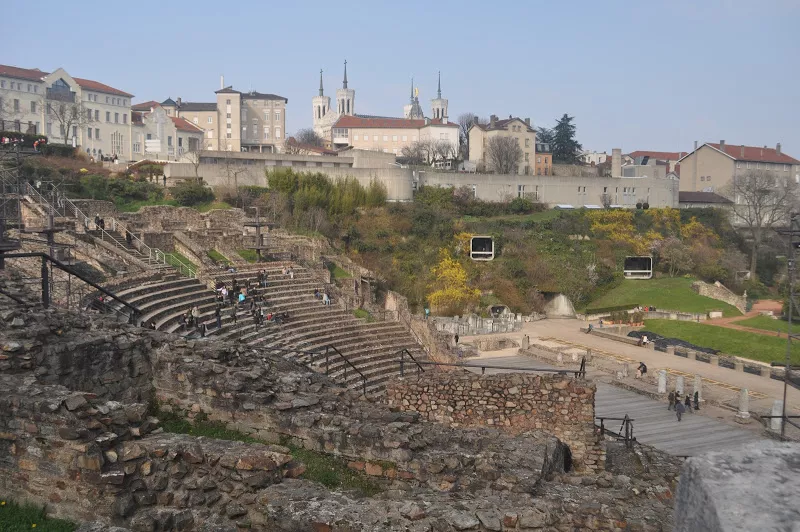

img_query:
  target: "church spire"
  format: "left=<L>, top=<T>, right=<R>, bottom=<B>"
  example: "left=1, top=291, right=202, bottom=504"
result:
left=437, top=71, right=441, bottom=99
left=410, top=77, right=415, bottom=103
left=319, top=69, right=324, bottom=96
left=343, top=60, right=348, bottom=89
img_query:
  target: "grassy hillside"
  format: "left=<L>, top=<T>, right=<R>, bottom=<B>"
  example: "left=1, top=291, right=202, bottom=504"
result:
left=642, top=319, right=800, bottom=364
left=585, top=277, right=741, bottom=317
left=735, top=315, right=795, bottom=333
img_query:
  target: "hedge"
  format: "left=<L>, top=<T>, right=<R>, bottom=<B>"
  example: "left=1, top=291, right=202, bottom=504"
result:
left=39, top=143, right=76, bottom=157
left=585, top=303, right=639, bottom=315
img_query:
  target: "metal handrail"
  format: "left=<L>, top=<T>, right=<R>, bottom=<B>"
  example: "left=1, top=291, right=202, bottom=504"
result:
left=398, top=348, right=425, bottom=376
left=406, top=359, right=575, bottom=376
left=323, top=344, right=367, bottom=396
left=399, top=312, right=431, bottom=357
left=596, top=414, right=635, bottom=448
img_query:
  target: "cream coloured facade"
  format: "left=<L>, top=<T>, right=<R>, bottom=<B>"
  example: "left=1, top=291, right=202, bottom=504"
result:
left=130, top=106, right=204, bottom=162
left=134, top=82, right=287, bottom=154
left=677, top=141, right=800, bottom=196
left=0, top=64, right=133, bottom=160
left=331, top=116, right=459, bottom=158
left=468, top=115, right=536, bottom=175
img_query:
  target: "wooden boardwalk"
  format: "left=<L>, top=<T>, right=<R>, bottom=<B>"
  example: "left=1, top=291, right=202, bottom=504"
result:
left=463, top=354, right=764, bottom=457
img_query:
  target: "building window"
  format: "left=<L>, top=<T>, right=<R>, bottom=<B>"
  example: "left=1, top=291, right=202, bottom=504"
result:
left=105, top=111, right=110, bottom=122
left=383, top=135, right=388, bottom=141
left=167, top=136, right=173, bottom=146
left=707, top=176, right=711, bottom=182
left=95, top=128, right=99, bottom=139
left=373, top=135, right=378, bottom=142
left=114, top=112, right=119, bottom=123
left=736, top=162, right=742, bottom=168
left=27, top=84, right=31, bottom=92
left=13, top=99, right=19, bottom=111
left=700, top=176, right=705, bottom=181
left=524, top=153, right=529, bottom=161
left=193, top=117, right=198, bottom=124
left=537, top=156, right=541, bottom=163
left=72, top=126, right=77, bottom=138
left=757, top=162, right=761, bottom=169
left=402, top=135, right=407, bottom=141
left=353, top=135, right=359, bottom=141
left=525, top=138, right=530, bottom=148
left=30, top=101, right=36, bottom=113
left=207, top=116, right=213, bottom=124
left=93, top=110, right=98, bottom=121
left=86, top=109, right=92, bottom=121
left=0, top=81, right=4, bottom=88
left=208, top=131, right=213, bottom=139
left=785, top=164, right=790, bottom=172
left=263, top=126, right=269, bottom=140
left=392, top=135, right=397, bottom=141
left=106, top=96, right=109, bottom=103
left=275, top=111, right=280, bottom=121
left=274, top=127, right=281, bottom=139
left=178, top=137, right=183, bottom=147
left=747, top=162, right=751, bottom=169
left=226, top=113, right=231, bottom=119
left=87, top=128, right=92, bottom=139
left=226, top=99, right=231, bottom=105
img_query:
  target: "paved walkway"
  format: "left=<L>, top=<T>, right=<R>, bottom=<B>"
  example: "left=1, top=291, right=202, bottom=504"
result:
left=464, top=354, right=764, bottom=457
left=462, top=318, right=800, bottom=413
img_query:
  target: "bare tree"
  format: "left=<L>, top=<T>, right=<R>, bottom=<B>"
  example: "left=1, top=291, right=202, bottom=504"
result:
left=486, top=136, right=523, bottom=174
left=43, top=97, right=93, bottom=145
left=0, top=96, right=25, bottom=130
left=432, top=139, right=457, bottom=164
left=294, top=128, right=323, bottom=147
left=401, top=139, right=436, bottom=166
left=725, top=171, right=798, bottom=278
left=457, top=112, right=487, bottom=159
left=660, top=237, right=694, bottom=277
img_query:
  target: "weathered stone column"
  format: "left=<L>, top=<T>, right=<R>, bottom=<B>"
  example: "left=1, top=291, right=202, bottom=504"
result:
left=687, top=350, right=697, bottom=361
left=621, top=363, right=629, bottom=378
left=709, top=355, right=719, bottom=366
left=676, top=375, right=685, bottom=395
left=735, top=389, right=750, bottom=423
left=666, top=346, right=675, bottom=356
left=693, top=375, right=702, bottom=402
left=771, top=400, right=784, bottom=432
left=556, top=353, right=563, bottom=365
left=658, top=370, right=667, bottom=394
left=521, top=335, right=529, bottom=350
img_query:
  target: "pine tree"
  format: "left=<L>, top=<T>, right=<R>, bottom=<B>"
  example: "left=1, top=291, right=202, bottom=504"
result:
left=552, top=114, right=583, bottom=164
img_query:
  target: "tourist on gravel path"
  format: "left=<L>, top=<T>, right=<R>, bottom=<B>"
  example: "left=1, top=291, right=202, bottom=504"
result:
left=454, top=334, right=460, bottom=345
left=322, top=292, right=331, bottom=305
left=214, top=306, right=222, bottom=329
left=636, top=362, right=647, bottom=379
left=694, top=391, right=700, bottom=411
left=675, top=399, right=685, bottom=422
left=684, top=394, right=692, bottom=414
left=668, top=391, right=676, bottom=411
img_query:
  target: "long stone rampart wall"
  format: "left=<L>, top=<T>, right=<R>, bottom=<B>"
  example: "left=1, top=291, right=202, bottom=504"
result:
left=385, top=371, right=603, bottom=471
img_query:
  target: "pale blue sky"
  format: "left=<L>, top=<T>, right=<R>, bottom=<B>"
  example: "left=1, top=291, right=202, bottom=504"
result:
left=5, top=0, right=799, bottom=156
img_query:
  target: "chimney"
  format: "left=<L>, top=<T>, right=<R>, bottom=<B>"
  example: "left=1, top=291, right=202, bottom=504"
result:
left=508, top=114, right=512, bottom=119
left=473, top=117, right=479, bottom=126
left=777, top=143, right=782, bottom=155
left=612, top=148, right=622, bottom=178
left=176, top=97, right=181, bottom=107
left=740, top=145, right=745, bottom=157
left=490, top=114, right=497, bottom=127
left=524, top=118, right=530, bottom=126
left=719, top=140, right=725, bottom=152
left=220, top=75, right=224, bottom=90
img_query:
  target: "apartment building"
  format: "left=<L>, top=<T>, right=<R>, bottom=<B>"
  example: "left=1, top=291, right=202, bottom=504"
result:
left=468, top=115, right=537, bottom=175
left=130, top=104, right=204, bottom=162
left=0, top=64, right=133, bottom=160
left=677, top=141, right=800, bottom=195
left=535, top=143, right=552, bottom=176
left=626, top=150, right=685, bottom=173
left=135, top=82, right=288, bottom=153
left=330, top=115, right=459, bottom=158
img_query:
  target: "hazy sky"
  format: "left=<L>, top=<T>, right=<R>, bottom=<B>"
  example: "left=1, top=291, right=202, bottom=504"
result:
left=5, top=0, right=799, bottom=155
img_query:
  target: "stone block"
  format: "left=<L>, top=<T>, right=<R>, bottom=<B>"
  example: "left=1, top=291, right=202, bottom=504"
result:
left=673, top=442, right=800, bottom=532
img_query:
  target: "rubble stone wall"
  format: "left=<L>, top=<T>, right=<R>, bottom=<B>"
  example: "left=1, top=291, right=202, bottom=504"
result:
left=153, top=341, right=568, bottom=492
left=386, top=371, right=603, bottom=471
left=691, top=280, right=746, bottom=314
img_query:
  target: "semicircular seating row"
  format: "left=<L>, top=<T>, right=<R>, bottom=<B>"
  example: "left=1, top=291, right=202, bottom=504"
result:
left=103, top=264, right=426, bottom=396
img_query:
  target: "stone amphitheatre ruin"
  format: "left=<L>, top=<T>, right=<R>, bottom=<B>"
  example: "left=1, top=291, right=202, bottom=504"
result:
left=0, top=186, right=791, bottom=531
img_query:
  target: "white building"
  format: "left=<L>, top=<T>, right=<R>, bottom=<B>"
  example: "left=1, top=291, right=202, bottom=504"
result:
left=579, top=150, right=609, bottom=165
left=0, top=64, right=133, bottom=160
left=131, top=105, right=205, bottom=162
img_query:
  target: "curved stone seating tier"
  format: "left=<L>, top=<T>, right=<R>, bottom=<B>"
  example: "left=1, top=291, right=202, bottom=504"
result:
left=99, top=261, right=426, bottom=394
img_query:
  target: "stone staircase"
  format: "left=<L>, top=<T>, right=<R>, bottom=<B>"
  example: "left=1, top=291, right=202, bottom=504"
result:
left=87, top=229, right=172, bottom=270
left=102, top=263, right=426, bottom=395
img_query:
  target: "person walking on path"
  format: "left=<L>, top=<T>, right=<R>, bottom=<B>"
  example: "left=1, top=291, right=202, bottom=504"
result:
left=668, top=391, right=676, bottom=411
left=693, top=391, right=700, bottom=411
left=636, top=362, right=647, bottom=379
left=215, top=306, right=222, bottom=330
left=684, top=394, right=692, bottom=414
left=454, top=333, right=460, bottom=345
left=676, top=399, right=685, bottom=422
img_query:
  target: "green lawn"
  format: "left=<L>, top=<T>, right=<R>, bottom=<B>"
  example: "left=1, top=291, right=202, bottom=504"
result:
left=115, top=198, right=178, bottom=212
left=735, top=315, right=795, bottom=334
left=586, top=277, right=741, bottom=317
left=237, top=249, right=259, bottom=263
left=207, top=249, right=229, bottom=264
left=157, top=409, right=381, bottom=495
left=328, top=264, right=352, bottom=280
left=165, top=251, right=197, bottom=274
left=193, top=201, right=232, bottom=213
left=642, top=319, right=800, bottom=364
left=0, top=499, right=75, bottom=531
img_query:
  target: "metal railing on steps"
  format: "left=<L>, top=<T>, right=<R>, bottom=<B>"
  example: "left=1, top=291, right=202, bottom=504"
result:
left=24, top=184, right=196, bottom=278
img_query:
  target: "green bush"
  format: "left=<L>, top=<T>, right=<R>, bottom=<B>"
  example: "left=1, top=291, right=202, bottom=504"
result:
left=170, top=181, right=215, bottom=206
left=39, top=143, right=75, bottom=157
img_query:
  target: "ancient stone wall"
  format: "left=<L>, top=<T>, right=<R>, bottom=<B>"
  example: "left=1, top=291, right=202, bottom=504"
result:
left=0, top=375, right=300, bottom=529
left=691, top=280, right=746, bottom=314
left=386, top=371, right=603, bottom=471
left=153, top=340, right=568, bottom=492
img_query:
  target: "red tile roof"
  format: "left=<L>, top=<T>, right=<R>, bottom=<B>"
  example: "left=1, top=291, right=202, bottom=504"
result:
left=132, top=101, right=160, bottom=111
left=332, top=115, right=458, bottom=129
left=0, top=64, right=47, bottom=82
left=627, top=150, right=685, bottom=161
left=72, top=77, right=133, bottom=98
left=706, top=143, right=799, bottom=165
left=170, top=116, right=204, bottom=133
left=0, top=64, right=133, bottom=98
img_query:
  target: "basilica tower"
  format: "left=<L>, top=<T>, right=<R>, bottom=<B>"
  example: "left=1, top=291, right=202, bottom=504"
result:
left=335, top=60, right=355, bottom=116
left=312, top=69, right=331, bottom=135
left=430, top=71, right=448, bottom=121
